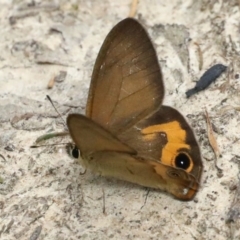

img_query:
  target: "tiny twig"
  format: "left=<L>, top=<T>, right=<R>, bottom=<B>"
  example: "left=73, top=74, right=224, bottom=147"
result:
left=102, top=188, right=106, bottom=214
left=226, top=177, right=240, bottom=239
left=205, top=108, right=222, bottom=173
left=47, top=74, right=55, bottom=89
left=0, top=153, right=7, bottom=162
left=129, top=0, right=138, bottom=17
left=80, top=169, right=87, bottom=175
left=140, top=189, right=150, bottom=210
left=194, top=42, right=203, bottom=70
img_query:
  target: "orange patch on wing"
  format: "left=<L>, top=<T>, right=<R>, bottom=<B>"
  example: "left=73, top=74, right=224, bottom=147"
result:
left=141, top=121, right=190, bottom=166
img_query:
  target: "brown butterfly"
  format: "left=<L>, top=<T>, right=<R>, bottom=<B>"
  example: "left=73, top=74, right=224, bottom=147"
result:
left=67, top=18, right=203, bottom=200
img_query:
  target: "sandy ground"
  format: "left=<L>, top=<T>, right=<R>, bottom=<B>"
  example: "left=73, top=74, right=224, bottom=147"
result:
left=1, top=0, right=240, bottom=239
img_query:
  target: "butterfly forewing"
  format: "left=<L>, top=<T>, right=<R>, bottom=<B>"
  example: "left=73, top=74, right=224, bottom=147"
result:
left=86, top=18, right=164, bottom=135
left=67, top=114, right=136, bottom=156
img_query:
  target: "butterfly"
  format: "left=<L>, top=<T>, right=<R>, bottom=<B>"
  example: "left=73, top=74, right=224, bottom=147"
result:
left=67, top=18, right=203, bottom=200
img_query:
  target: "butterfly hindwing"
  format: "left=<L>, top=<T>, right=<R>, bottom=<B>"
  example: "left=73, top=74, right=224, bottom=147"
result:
left=118, top=106, right=202, bottom=181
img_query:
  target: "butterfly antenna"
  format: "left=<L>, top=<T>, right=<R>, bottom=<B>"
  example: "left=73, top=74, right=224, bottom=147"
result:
left=46, top=95, right=67, bottom=128
left=30, top=142, right=69, bottom=148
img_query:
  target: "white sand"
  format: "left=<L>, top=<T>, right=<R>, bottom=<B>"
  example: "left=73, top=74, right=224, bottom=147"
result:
left=0, top=1, right=239, bottom=239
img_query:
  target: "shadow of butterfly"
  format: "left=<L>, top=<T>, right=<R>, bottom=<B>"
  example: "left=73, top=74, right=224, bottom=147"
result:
left=67, top=18, right=203, bottom=200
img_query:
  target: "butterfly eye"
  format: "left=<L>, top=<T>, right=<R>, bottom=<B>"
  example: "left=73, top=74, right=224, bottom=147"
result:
left=174, top=153, right=192, bottom=172
left=71, top=146, right=80, bottom=159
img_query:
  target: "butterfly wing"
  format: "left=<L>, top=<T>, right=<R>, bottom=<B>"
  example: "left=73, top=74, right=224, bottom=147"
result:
left=118, top=106, right=202, bottom=183
left=85, top=17, right=202, bottom=184
left=88, top=150, right=199, bottom=200
left=67, top=114, right=136, bottom=156
left=67, top=18, right=202, bottom=200
left=86, top=18, right=163, bottom=135
left=67, top=113, right=199, bottom=200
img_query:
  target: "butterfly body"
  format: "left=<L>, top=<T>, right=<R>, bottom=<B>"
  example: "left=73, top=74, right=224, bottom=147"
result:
left=67, top=18, right=202, bottom=200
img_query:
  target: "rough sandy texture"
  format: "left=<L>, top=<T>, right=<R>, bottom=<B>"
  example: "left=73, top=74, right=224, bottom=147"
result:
left=1, top=0, right=240, bottom=239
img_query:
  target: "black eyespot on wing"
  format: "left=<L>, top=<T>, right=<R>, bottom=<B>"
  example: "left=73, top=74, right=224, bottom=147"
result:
left=175, top=153, right=191, bottom=170
left=71, top=146, right=80, bottom=159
